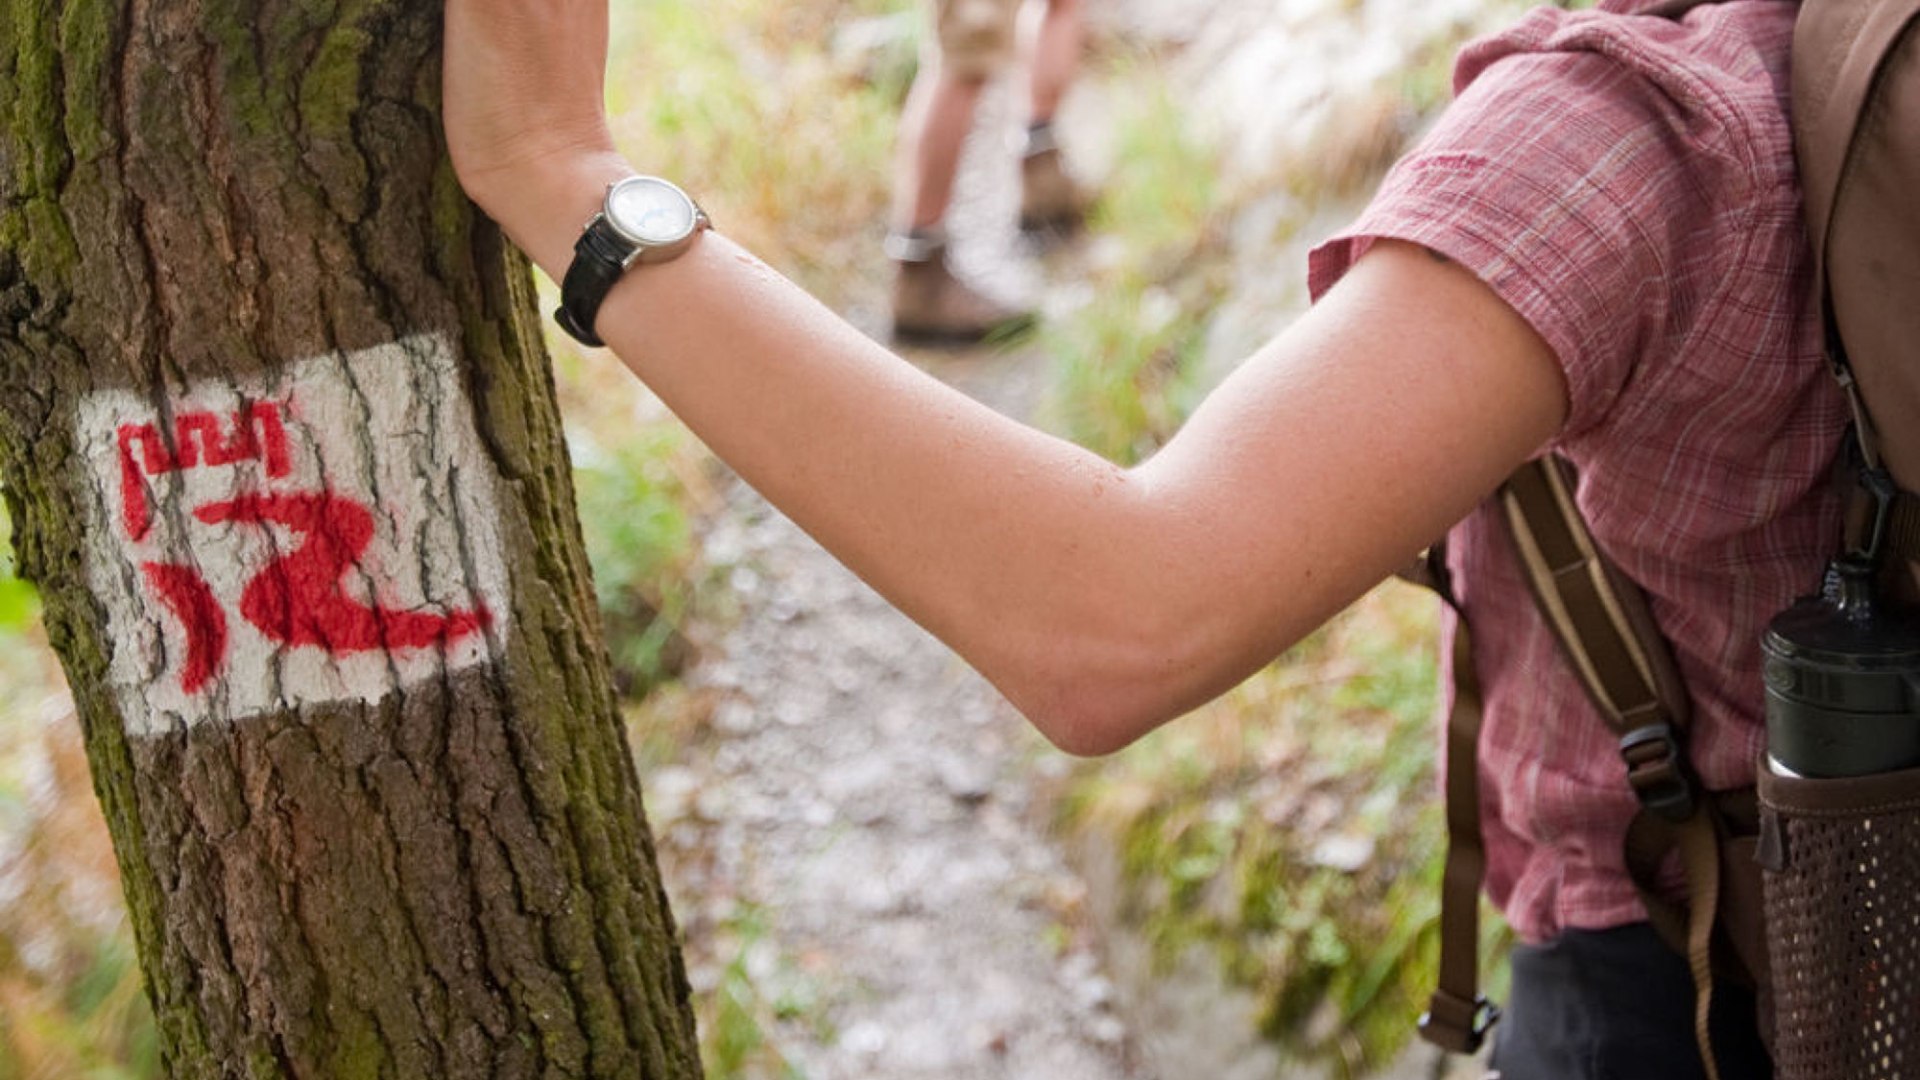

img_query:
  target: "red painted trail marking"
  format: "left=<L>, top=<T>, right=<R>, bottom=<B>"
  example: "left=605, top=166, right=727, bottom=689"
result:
left=196, top=491, right=489, bottom=654
left=118, top=403, right=290, bottom=539
left=140, top=562, right=227, bottom=694
left=79, top=335, right=511, bottom=734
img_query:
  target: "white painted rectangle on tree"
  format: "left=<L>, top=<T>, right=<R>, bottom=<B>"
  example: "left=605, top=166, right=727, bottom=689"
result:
left=75, top=334, right=512, bottom=736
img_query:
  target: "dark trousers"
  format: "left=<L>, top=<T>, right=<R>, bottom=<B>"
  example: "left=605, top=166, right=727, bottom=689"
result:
left=1487, top=923, right=1773, bottom=1080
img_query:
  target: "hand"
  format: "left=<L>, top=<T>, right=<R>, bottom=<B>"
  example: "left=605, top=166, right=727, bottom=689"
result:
left=442, top=0, right=626, bottom=247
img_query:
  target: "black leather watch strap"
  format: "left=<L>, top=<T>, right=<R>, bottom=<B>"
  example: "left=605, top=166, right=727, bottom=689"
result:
left=555, top=220, right=634, bottom=348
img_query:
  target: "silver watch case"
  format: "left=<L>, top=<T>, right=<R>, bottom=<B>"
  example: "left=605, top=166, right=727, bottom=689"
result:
left=598, top=175, right=710, bottom=268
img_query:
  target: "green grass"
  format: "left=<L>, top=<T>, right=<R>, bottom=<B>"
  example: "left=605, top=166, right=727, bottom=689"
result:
left=1039, top=71, right=1226, bottom=464
left=700, top=904, right=819, bottom=1080
left=0, top=492, right=39, bottom=637
left=569, top=423, right=709, bottom=696
left=1055, top=584, right=1510, bottom=1076
left=604, top=0, right=906, bottom=307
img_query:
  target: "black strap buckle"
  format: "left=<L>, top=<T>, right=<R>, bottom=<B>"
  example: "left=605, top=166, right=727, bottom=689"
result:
left=1418, top=991, right=1500, bottom=1054
left=1619, top=723, right=1696, bottom=823
left=1852, top=462, right=1898, bottom=568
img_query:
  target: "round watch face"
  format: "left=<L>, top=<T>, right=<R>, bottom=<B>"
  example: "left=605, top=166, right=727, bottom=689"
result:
left=605, top=176, right=699, bottom=246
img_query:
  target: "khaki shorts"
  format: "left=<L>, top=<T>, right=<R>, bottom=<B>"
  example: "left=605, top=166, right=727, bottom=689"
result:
left=928, top=0, right=1022, bottom=79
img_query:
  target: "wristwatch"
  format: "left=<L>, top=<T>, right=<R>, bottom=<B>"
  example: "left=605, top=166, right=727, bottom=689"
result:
left=554, top=175, right=712, bottom=347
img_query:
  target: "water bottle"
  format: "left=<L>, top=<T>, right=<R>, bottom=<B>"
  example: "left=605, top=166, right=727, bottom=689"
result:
left=1761, top=556, right=1920, bottom=778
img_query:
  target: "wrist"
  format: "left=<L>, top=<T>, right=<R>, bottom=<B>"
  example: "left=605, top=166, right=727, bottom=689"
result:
left=468, top=150, right=636, bottom=280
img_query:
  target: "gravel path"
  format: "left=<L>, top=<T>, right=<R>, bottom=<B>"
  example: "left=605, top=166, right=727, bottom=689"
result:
left=653, top=481, right=1145, bottom=1079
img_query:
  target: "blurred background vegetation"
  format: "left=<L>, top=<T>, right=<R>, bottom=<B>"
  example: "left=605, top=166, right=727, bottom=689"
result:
left=0, top=0, right=1551, bottom=1075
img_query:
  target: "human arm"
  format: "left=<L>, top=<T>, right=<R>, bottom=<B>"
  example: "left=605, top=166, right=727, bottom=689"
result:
left=441, top=0, right=1568, bottom=755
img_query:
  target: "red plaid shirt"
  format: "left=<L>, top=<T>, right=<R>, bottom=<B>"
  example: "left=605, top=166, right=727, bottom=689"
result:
left=1308, top=0, right=1848, bottom=943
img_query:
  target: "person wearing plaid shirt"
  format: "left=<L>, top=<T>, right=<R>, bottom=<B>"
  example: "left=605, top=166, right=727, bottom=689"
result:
left=443, top=1, right=1836, bottom=1075
left=1310, top=2, right=1839, bottom=1074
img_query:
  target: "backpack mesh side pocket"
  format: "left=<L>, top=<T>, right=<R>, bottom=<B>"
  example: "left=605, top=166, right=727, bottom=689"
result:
left=1758, top=764, right=1920, bottom=1079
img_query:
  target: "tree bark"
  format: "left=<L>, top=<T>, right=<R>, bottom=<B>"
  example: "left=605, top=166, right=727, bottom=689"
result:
left=0, top=1, right=704, bottom=1076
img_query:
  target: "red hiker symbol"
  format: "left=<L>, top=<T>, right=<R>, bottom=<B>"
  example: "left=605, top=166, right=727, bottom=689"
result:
left=195, top=490, right=491, bottom=657
left=139, top=490, right=492, bottom=695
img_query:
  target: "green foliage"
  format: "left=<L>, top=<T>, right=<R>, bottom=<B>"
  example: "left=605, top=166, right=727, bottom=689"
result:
left=1058, top=586, right=1510, bottom=1076
left=1040, top=75, right=1227, bottom=464
left=1043, top=281, right=1209, bottom=465
left=569, top=424, right=706, bottom=696
left=607, top=0, right=904, bottom=306
left=1087, top=80, right=1222, bottom=268
left=700, top=904, right=816, bottom=1080
left=0, top=494, right=40, bottom=633
left=0, top=941, right=161, bottom=1080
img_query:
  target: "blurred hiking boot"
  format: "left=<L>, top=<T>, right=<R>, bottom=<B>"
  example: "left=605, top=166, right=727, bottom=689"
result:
left=887, top=230, right=1034, bottom=345
left=1018, top=122, right=1089, bottom=234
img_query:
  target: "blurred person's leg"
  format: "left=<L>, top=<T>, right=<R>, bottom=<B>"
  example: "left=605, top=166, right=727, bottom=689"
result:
left=893, top=55, right=985, bottom=233
left=1023, top=0, right=1080, bottom=128
left=1018, top=0, right=1088, bottom=233
left=890, top=0, right=1032, bottom=343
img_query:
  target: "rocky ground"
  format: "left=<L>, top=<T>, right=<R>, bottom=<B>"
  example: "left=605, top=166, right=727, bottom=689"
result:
left=652, top=481, right=1145, bottom=1079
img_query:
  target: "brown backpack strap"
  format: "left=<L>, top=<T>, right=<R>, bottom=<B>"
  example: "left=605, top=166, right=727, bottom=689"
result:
left=1792, top=0, right=1920, bottom=480
left=1843, top=445, right=1920, bottom=576
left=1500, top=460, right=1703, bottom=830
left=1409, top=543, right=1500, bottom=1053
left=1499, top=457, right=1691, bottom=740
left=1413, top=459, right=1733, bottom=1076
left=1500, top=457, right=1731, bottom=1080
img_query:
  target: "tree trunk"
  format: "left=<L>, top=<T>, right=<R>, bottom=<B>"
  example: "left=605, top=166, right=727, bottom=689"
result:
left=0, top=1, right=704, bottom=1076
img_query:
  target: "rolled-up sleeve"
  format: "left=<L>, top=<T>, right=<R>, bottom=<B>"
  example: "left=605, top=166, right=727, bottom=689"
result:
left=1308, top=40, right=1741, bottom=442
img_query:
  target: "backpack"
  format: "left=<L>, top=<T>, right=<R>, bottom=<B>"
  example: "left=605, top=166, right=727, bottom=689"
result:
left=1413, top=2, right=1920, bottom=1076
